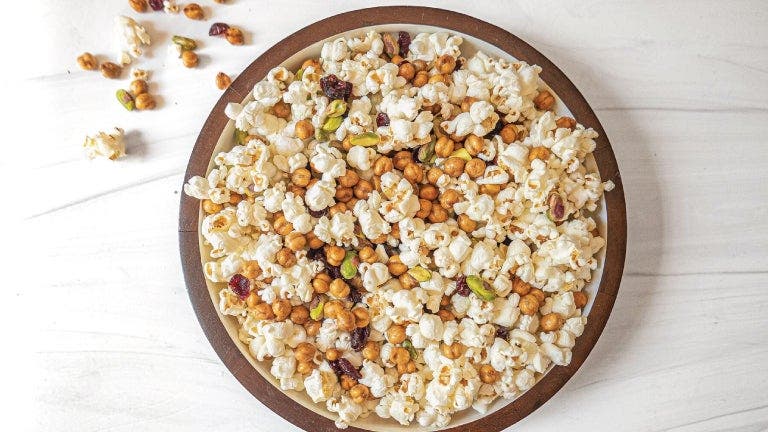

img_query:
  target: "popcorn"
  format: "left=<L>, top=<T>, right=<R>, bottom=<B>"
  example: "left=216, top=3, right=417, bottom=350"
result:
left=83, top=127, right=126, bottom=161
left=113, top=16, right=150, bottom=65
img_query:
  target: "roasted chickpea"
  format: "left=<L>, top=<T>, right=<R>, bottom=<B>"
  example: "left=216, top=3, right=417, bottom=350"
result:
left=134, top=93, right=156, bottom=110
left=439, top=189, right=462, bottom=210
left=329, top=278, right=351, bottom=299
left=326, top=203, right=346, bottom=218
left=460, top=97, right=478, bottom=112
left=181, top=50, right=199, bottom=68
left=326, top=246, right=346, bottom=266
left=289, top=168, right=311, bottom=188
left=465, top=158, right=486, bottom=179
left=77, top=52, right=98, bottom=70
left=272, top=100, right=291, bottom=118
left=304, top=320, right=321, bottom=337
left=389, top=223, right=401, bottom=240
left=285, top=232, right=307, bottom=251
left=371, top=233, right=388, bottom=244
left=202, top=199, right=223, bottom=214
left=533, top=90, right=555, bottom=111
left=296, top=360, right=315, bottom=375
left=276, top=247, right=297, bottom=267
left=437, top=309, right=455, bottom=322
left=428, top=74, right=446, bottom=84
left=442, top=157, right=465, bottom=177
left=323, top=300, right=344, bottom=319
left=389, top=346, right=410, bottom=365
left=529, top=288, right=546, bottom=303
left=418, top=184, right=438, bottom=201
left=399, top=272, right=419, bottom=289
left=479, top=184, right=501, bottom=196
left=273, top=214, right=293, bottom=236
left=294, top=342, right=316, bottom=362
left=301, top=58, right=322, bottom=71
left=440, top=295, right=451, bottom=307
left=312, top=273, right=331, bottom=294
left=387, top=255, right=407, bottom=276
left=403, top=163, right=424, bottom=184
left=390, top=54, right=404, bottom=65
left=434, top=136, right=455, bottom=158
left=352, top=307, right=370, bottom=328
left=359, top=246, right=378, bottom=264
left=556, top=116, right=577, bottom=129
left=340, top=374, right=357, bottom=390
left=427, top=167, right=444, bottom=185
left=573, top=291, right=588, bottom=309
left=290, top=305, right=310, bottom=325
left=347, top=197, right=359, bottom=209
left=225, top=27, right=245, bottom=45
left=528, top=146, right=550, bottom=162
left=361, top=341, right=380, bottom=360
left=336, top=309, right=356, bottom=331
left=130, top=79, right=149, bottom=96
left=386, top=325, right=407, bottom=344
left=436, top=54, right=457, bottom=74
left=353, top=180, right=373, bottom=200
left=241, top=260, right=262, bottom=279
left=412, top=59, right=428, bottom=72
left=499, top=124, right=519, bottom=143
left=246, top=291, right=261, bottom=309
left=441, top=342, right=465, bottom=360
left=295, top=119, right=314, bottom=140
left=324, top=348, right=340, bottom=361
left=272, top=299, right=292, bottom=321
left=428, top=204, right=449, bottom=223
left=512, top=277, right=532, bottom=296
left=373, top=156, right=394, bottom=175
left=405, top=360, right=416, bottom=373
left=519, top=294, right=540, bottom=316
left=228, top=193, right=243, bottom=205
left=415, top=199, right=432, bottom=219
left=393, top=151, right=413, bottom=171
left=479, top=364, right=500, bottom=384
left=183, top=2, right=204, bottom=19
left=412, top=70, right=429, bottom=87
left=305, top=232, right=323, bottom=250
left=335, top=186, right=353, bottom=203
left=100, top=62, right=122, bottom=79
left=398, top=62, right=416, bottom=80
left=457, top=214, right=477, bottom=232
left=253, top=302, right=274, bottom=320
left=215, top=72, right=232, bottom=90
left=349, top=384, right=370, bottom=404
left=464, top=134, right=484, bottom=156
left=337, top=169, right=359, bottom=188
left=540, top=313, right=565, bottom=332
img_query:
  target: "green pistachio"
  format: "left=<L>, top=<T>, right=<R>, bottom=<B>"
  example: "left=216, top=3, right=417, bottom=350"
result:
left=326, top=99, right=348, bottom=117
left=407, top=266, right=431, bottom=282
left=547, top=192, right=566, bottom=221
left=116, top=89, right=134, bottom=111
left=296, top=68, right=304, bottom=81
left=417, top=140, right=435, bottom=164
left=234, top=129, right=248, bottom=145
left=315, top=127, right=329, bottom=142
left=340, top=251, right=359, bottom=279
left=309, top=300, right=325, bottom=320
left=402, top=339, right=418, bottom=360
left=172, top=35, right=197, bottom=51
left=321, top=116, right=343, bottom=132
left=349, top=132, right=380, bottom=147
left=465, top=275, right=496, bottom=301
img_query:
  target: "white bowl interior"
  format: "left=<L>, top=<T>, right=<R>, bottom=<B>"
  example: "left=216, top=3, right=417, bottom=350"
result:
left=197, top=23, right=607, bottom=431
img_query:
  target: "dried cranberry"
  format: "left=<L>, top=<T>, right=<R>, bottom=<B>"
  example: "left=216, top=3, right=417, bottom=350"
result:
left=320, top=74, right=353, bottom=100
left=454, top=275, right=470, bottom=297
left=397, top=31, right=411, bottom=55
left=308, top=207, right=328, bottom=218
left=209, top=22, right=230, bottom=36
left=228, top=274, right=250, bottom=299
left=383, top=243, right=398, bottom=257
left=307, top=248, right=325, bottom=261
left=495, top=326, right=511, bottom=341
left=330, top=358, right=362, bottom=380
left=326, top=264, right=342, bottom=280
left=350, top=326, right=370, bottom=351
left=348, top=288, right=362, bottom=304
left=455, top=57, right=464, bottom=70
left=376, top=112, right=390, bottom=127
left=148, top=0, right=164, bottom=11
left=485, top=118, right=504, bottom=139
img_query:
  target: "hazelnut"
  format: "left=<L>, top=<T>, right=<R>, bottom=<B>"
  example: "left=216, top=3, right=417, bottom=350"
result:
left=556, top=116, right=577, bottom=130
left=512, top=277, right=532, bottom=296
left=182, top=50, right=199, bottom=68
left=128, top=0, right=147, bottom=13
left=479, top=364, right=499, bottom=384
left=403, top=163, right=424, bottom=184
left=436, top=54, right=457, bottom=74
left=353, top=180, right=373, bottom=200
left=290, top=305, right=310, bottom=325
left=338, top=169, right=359, bottom=188
left=457, top=214, right=477, bottom=233
left=135, top=93, right=156, bottom=110
left=438, top=189, right=462, bottom=210
left=291, top=168, right=311, bottom=187
left=464, top=134, right=484, bottom=156
left=329, top=278, right=351, bottom=299
left=442, top=157, right=465, bottom=177
left=499, top=124, right=519, bottom=143
left=519, top=294, right=540, bottom=316
left=412, top=70, right=429, bottom=87
left=273, top=100, right=291, bottom=118
left=540, top=313, right=565, bottom=332
left=428, top=204, right=449, bottom=223
left=427, top=167, right=444, bottom=185
left=326, top=246, right=346, bottom=266
left=528, top=146, right=551, bottom=162
left=183, top=3, right=204, bottom=19
left=294, top=342, right=316, bottom=362
left=464, top=158, right=486, bottom=179
left=312, top=273, right=331, bottom=294
left=215, top=72, right=232, bottom=90
left=201, top=199, right=223, bottom=214
left=253, top=302, right=274, bottom=320
left=276, top=247, right=297, bottom=267
left=387, top=255, right=407, bottom=276
left=573, top=291, right=588, bottom=309
left=352, top=307, right=370, bottom=328
left=393, top=151, right=413, bottom=171
left=285, top=232, right=307, bottom=251
left=359, top=246, right=377, bottom=264
left=398, top=62, right=416, bottom=80
left=295, top=119, right=314, bottom=140
left=77, top=52, right=98, bottom=71
left=100, top=62, right=122, bottom=79
left=130, top=79, right=149, bottom=96
left=533, top=90, right=555, bottom=111
left=373, top=156, right=393, bottom=175
left=225, top=27, right=245, bottom=45
left=361, top=341, right=380, bottom=360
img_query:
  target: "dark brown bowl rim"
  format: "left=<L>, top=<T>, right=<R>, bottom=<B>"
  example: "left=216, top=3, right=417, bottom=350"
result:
left=179, top=6, right=626, bottom=432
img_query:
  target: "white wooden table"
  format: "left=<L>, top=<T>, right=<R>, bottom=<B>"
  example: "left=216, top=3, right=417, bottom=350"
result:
left=17, top=0, right=768, bottom=431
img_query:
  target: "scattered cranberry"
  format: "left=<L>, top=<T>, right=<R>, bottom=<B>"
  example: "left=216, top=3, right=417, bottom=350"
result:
left=350, top=326, right=369, bottom=351
left=320, top=74, right=353, bottom=100
left=307, top=248, right=325, bottom=261
left=397, top=31, right=411, bottom=55
left=495, top=326, right=510, bottom=341
left=376, top=112, right=390, bottom=127
left=485, top=118, right=504, bottom=138
left=308, top=207, right=328, bottom=218
left=330, top=358, right=361, bottom=380
left=209, top=22, right=230, bottom=36
left=455, top=275, right=470, bottom=297
left=148, top=0, right=164, bottom=11
left=228, top=274, right=250, bottom=299
left=326, top=263, right=342, bottom=280
left=348, top=288, right=362, bottom=304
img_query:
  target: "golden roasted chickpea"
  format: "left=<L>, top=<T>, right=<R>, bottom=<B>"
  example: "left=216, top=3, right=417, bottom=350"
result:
left=386, top=325, right=407, bottom=344
left=273, top=213, right=294, bottom=236
left=461, top=97, right=478, bottom=113
left=512, top=277, right=532, bottom=296
left=181, top=50, right=199, bottom=68
left=412, top=70, right=429, bottom=87
left=457, top=214, right=477, bottom=232
left=433, top=136, right=454, bottom=158
left=183, top=2, right=204, bottom=19
left=349, top=384, right=371, bottom=404
left=135, top=93, right=156, bottom=110
left=403, top=163, right=424, bottom=184
left=353, top=180, right=373, bottom=200
left=519, top=294, right=540, bottom=316
left=325, top=347, right=341, bottom=361
left=390, top=54, right=404, bottom=65
left=416, top=184, right=436, bottom=201
left=202, top=199, right=223, bottom=214
left=272, top=100, right=291, bottom=118
left=306, top=231, right=324, bottom=249
left=389, top=223, right=401, bottom=240
left=305, top=320, right=322, bottom=336
left=398, top=61, right=416, bottom=80
left=215, top=72, right=232, bottom=90
left=373, top=156, right=394, bottom=175
left=479, top=184, right=501, bottom=196
left=533, top=90, right=555, bottom=111
left=290, top=168, right=311, bottom=188
left=556, top=116, right=577, bottom=130
left=301, top=58, right=322, bottom=71
left=130, top=79, right=149, bottom=96
left=428, top=204, right=449, bottom=223
left=324, top=300, right=344, bottom=319
left=529, top=288, right=546, bottom=303
left=241, top=260, right=262, bottom=279
left=352, top=307, right=370, bottom=328
left=440, top=295, right=451, bottom=307
left=437, top=309, right=455, bottom=322
left=312, top=273, right=331, bottom=294
left=225, top=27, right=245, bottom=45
left=439, top=189, right=462, bottom=210
left=573, top=291, right=588, bottom=309
left=399, top=272, right=419, bottom=289
left=441, top=342, right=465, bottom=360
left=338, top=169, right=359, bottom=188
left=465, top=158, right=486, bottom=179
left=340, top=374, right=357, bottom=390
left=442, top=157, right=465, bottom=177
left=246, top=291, right=261, bottom=309
left=464, top=134, right=485, bottom=156
left=359, top=246, right=378, bottom=264
left=499, top=124, right=519, bottom=143
left=329, top=278, right=351, bottom=299
left=335, top=186, right=353, bottom=203
left=328, top=202, right=348, bottom=217
left=253, top=302, right=274, bottom=320
left=285, top=232, right=307, bottom=251
left=296, top=360, right=315, bottom=375
left=436, top=54, right=457, bottom=74
left=415, top=198, right=432, bottom=219
left=412, top=59, right=428, bottom=72
left=276, top=247, right=297, bottom=267
left=272, top=299, right=292, bottom=321
left=77, top=52, right=98, bottom=70
left=228, top=193, right=243, bottom=205
left=393, top=151, right=413, bottom=171
left=390, top=346, right=410, bottom=365
left=290, top=305, right=310, bottom=325
left=528, top=146, right=551, bottom=162
left=295, top=119, right=314, bottom=140
left=405, top=360, right=416, bottom=373
left=479, top=364, right=500, bottom=384
left=336, top=309, right=356, bottom=331
left=294, top=342, right=316, bottom=362
left=427, top=167, right=444, bottom=185
left=387, top=255, right=407, bottom=276
left=362, top=341, right=380, bottom=361
left=100, top=61, right=122, bottom=79
left=540, top=313, right=565, bottom=332
left=326, top=246, right=346, bottom=266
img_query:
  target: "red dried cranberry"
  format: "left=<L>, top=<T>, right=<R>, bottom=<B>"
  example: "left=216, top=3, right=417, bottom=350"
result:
left=307, top=248, right=325, bottom=261
left=209, top=22, right=230, bottom=36
left=397, top=31, right=411, bottom=55
left=148, top=0, right=164, bottom=11
left=330, top=358, right=361, bottom=380
left=308, top=207, right=328, bottom=218
left=320, top=74, right=353, bottom=100
left=326, top=264, right=342, bottom=280
left=350, top=326, right=370, bottom=351
left=495, top=326, right=511, bottom=340
left=454, top=275, right=470, bottom=297
left=348, top=288, right=362, bottom=304
left=376, top=112, right=390, bottom=127
left=228, top=274, right=250, bottom=299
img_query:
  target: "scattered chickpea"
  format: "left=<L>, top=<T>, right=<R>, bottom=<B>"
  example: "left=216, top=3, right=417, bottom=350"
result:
left=312, top=273, right=331, bottom=294
left=296, top=361, right=315, bottom=375
left=373, top=156, right=394, bottom=175
left=390, top=54, right=404, bottom=65
left=412, top=70, right=429, bottom=87
left=415, top=198, right=432, bottom=219
left=340, top=374, right=357, bottom=390
left=428, top=74, right=446, bottom=84
left=533, top=89, right=555, bottom=111
left=427, top=167, right=444, bottom=185
left=130, top=79, right=149, bottom=96
left=440, top=295, right=451, bottom=307
left=412, top=60, right=428, bottom=72
left=328, top=202, right=348, bottom=217
left=272, top=100, right=291, bottom=118
left=386, top=325, right=407, bottom=344
left=403, top=163, right=424, bottom=184
left=540, top=313, right=565, bottom=332
left=135, top=93, right=156, bottom=110
left=464, top=134, right=484, bottom=156
left=306, top=231, right=324, bottom=249
left=128, top=0, right=147, bottom=13
left=442, top=157, right=465, bottom=177
left=329, top=279, right=351, bottom=299
left=352, top=307, right=370, bottom=328
left=398, top=62, right=416, bottom=80
left=573, top=291, right=589, bottom=309
left=436, top=54, right=457, bottom=74
left=294, top=119, right=314, bottom=140
left=100, top=62, right=122, bottom=79
left=290, top=305, right=310, bottom=325
left=353, top=180, right=373, bottom=200
left=325, top=348, right=341, bottom=361
left=305, top=320, right=321, bottom=336
left=225, top=27, right=245, bottom=45
left=519, top=294, right=540, bottom=316
left=399, top=272, right=419, bottom=289
left=479, top=184, right=501, bottom=196
left=439, top=189, right=462, bottom=210
left=512, top=277, right=532, bottom=297
left=241, top=260, right=262, bottom=279
left=326, top=246, right=346, bottom=266
left=479, top=364, right=500, bottom=384
left=349, top=384, right=370, bottom=404
left=437, top=309, right=455, bottom=322
left=441, top=342, right=465, bottom=360
left=434, top=136, right=455, bottom=158
left=273, top=214, right=293, bottom=236
left=336, top=309, right=356, bottom=331
left=201, top=199, right=223, bottom=214
left=418, top=184, right=438, bottom=201
left=294, top=342, right=316, bottom=362
left=334, top=186, right=352, bottom=203
left=499, top=124, right=519, bottom=143
left=229, top=193, right=243, bottom=205
left=528, top=146, right=550, bottom=162
left=253, top=302, right=274, bottom=320
left=338, top=169, right=359, bottom=188
left=245, top=291, right=261, bottom=309
left=457, top=214, right=477, bottom=232
left=392, top=151, right=413, bottom=171
left=323, top=300, right=343, bottom=319
left=276, top=247, right=297, bottom=267
left=465, top=158, right=486, bottom=179
left=285, top=232, right=307, bottom=251
left=556, top=116, right=577, bottom=129
left=529, top=288, right=546, bottom=303
left=358, top=246, right=377, bottom=264
left=291, top=168, right=311, bottom=187
left=362, top=341, right=380, bottom=360
left=77, top=52, right=98, bottom=71
left=390, top=346, right=410, bottom=365
left=181, top=50, right=199, bottom=68
left=183, top=3, right=204, bottom=19
left=215, top=72, right=232, bottom=90
left=387, top=255, right=407, bottom=276
left=271, top=299, right=292, bottom=321
left=428, top=204, right=449, bottom=223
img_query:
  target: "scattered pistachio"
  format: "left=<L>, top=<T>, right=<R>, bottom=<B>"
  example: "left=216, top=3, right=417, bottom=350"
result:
left=547, top=192, right=566, bottom=221
left=326, top=99, right=348, bottom=117
left=407, top=266, right=431, bottom=282
left=172, top=35, right=197, bottom=51
left=349, top=132, right=380, bottom=147
left=322, top=116, right=343, bottom=132
left=116, top=89, right=135, bottom=111
left=402, top=339, right=418, bottom=360
left=465, top=275, right=496, bottom=301
left=417, top=140, right=435, bottom=164
left=315, top=128, right=329, bottom=142
left=341, top=251, right=359, bottom=279
left=295, top=68, right=304, bottom=81
left=449, top=148, right=472, bottom=161
left=234, top=129, right=248, bottom=145
left=382, top=33, right=399, bottom=57
left=309, top=299, right=325, bottom=321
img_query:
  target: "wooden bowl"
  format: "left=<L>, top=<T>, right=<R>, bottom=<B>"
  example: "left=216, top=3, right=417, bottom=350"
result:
left=179, top=6, right=626, bottom=432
